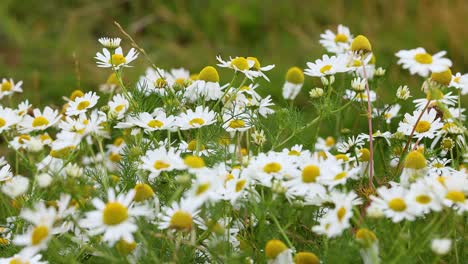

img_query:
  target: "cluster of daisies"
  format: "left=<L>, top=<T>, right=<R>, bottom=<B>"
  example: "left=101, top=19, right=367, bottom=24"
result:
left=0, top=25, right=466, bottom=263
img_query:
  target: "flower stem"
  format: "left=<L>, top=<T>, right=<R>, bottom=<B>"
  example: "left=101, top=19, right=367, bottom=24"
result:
left=361, top=64, right=374, bottom=189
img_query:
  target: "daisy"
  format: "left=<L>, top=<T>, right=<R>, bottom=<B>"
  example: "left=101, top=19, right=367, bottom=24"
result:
left=0, top=78, right=23, bottom=98
left=16, top=100, right=31, bottom=117
left=185, top=167, right=224, bottom=206
left=137, top=67, right=171, bottom=96
left=282, top=67, right=304, bottom=100
left=0, top=164, right=13, bottom=182
left=158, top=198, right=201, bottom=231
left=166, top=67, right=191, bottom=87
left=0, top=252, right=47, bottom=264
left=407, top=180, right=442, bottom=215
left=244, top=56, right=275, bottom=81
left=79, top=188, right=149, bottom=245
left=264, top=239, right=293, bottom=264
left=2, top=175, right=30, bottom=198
left=133, top=110, right=175, bottom=132
left=395, top=47, right=452, bottom=77
left=66, top=91, right=99, bottom=116
left=184, top=66, right=226, bottom=102
left=257, top=95, right=275, bottom=117
left=216, top=56, right=262, bottom=80
left=221, top=169, right=251, bottom=205
left=95, top=47, right=138, bottom=69
left=450, top=72, right=468, bottom=95
left=413, top=91, right=457, bottom=110
left=370, top=184, right=416, bottom=222
left=319, top=161, right=360, bottom=188
left=108, top=94, right=129, bottom=119
left=176, top=106, right=216, bottom=130
left=380, top=104, right=401, bottom=124
left=222, top=112, right=251, bottom=133
left=98, top=37, right=122, bottom=49
left=305, top=54, right=351, bottom=77
left=315, top=136, right=336, bottom=151
left=178, top=139, right=215, bottom=156
left=336, top=136, right=365, bottom=153
left=0, top=107, right=21, bottom=133
left=140, top=146, right=185, bottom=180
left=397, top=109, right=443, bottom=139
left=245, top=151, right=294, bottom=187
left=434, top=175, right=468, bottom=213
left=344, top=89, right=376, bottom=102
left=319, top=24, right=353, bottom=54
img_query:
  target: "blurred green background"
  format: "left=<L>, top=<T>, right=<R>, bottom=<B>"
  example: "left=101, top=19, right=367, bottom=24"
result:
left=1, top=0, right=468, bottom=107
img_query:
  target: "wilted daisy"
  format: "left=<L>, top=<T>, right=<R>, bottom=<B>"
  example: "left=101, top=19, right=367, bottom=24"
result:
left=0, top=78, right=23, bottom=98
left=319, top=24, right=353, bottom=54
left=176, top=106, right=216, bottom=130
left=79, top=188, right=149, bottom=245
left=140, top=146, right=185, bottom=180
left=305, top=54, right=351, bottom=77
left=98, top=37, right=122, bottom=49
left=95, top=47, right=138, bottom=69
left=395, top=47, right=452, bottom=77
left=397, top=109, right=443, bottom=139
left=282, top=67, right=304, bottom=100
left=66, top=91, right=99, bottom=116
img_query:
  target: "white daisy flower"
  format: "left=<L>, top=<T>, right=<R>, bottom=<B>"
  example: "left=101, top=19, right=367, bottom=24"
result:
left=133, top=110, right=175, bottom=132
left=0, top=78, right=23, bottom=99
left=370, top=184, right=417, bottom=222
left=176, top=106, right=216, bottom=130
left=95, top=47, right=138, bottom=69
left=79, top=188, right=149, bottom=245
left=397, top=109, right=443, bottom=139
left=222, top=112, right=251, bottom=132
left=108, top=94, right=129, bottom=119
left=431, top=238, right=452, bottom=255
left=305, top=54, right=351, bottom=77
left=319, top=24, right=353, bottom=54
left=282, top=67, right=304, bottom=100
left=19, top=107, right=61, bottom=133
left=450, top=72, right=468, bottom=95
left=336, top=136, right=365, bottom=153
left=216, top=56, right=262, bottom=80
left=0, top=252, right=47, bottom=264
left=98, top=37, right=122, bottom=49
left=137, top=67, right=171, bottom=96
left=395, top=47, right=452, bottom=77
left=344, top=89, right=376, bottom=102
left=66, top=91, right=99, bottom=116
left=245, top=151, right=294, bottom=188
left=184, top=66, right=226, bottom=102
left=380, top=104, right=401, bottom=124
left=0, top=106, right=21, bottom=133
left=166, top=67, right=191, bottom=87
left=413, top=91, right=457, bottom=110
left=185, top=167, right=224, bottom=206
left=407, top=180, right=442, bottom=215
left=16, top=100, right=31, bottom=117
left=140, top=146, right=185, bottom=180
left=0, top=164, right=13, bottom=182
left=315, top=136, right=336, bottom=151
left=158, top=199, right=201, bottom=231
left=396, top=85, right=411, bottom=100
left=1, top=175, right=29, bottom=198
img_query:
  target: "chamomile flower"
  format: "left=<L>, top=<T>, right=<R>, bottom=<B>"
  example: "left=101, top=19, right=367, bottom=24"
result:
left=222, top=112, right=251, bottom=132
left=413, top=91, right=457, bottom=110
left=133, top=110, right=175, bottom=132
left=315, top=136, right=336, bottom=151
left=450, top=72, right=468, bottom=95
left=216, top=56, right=261, bottom=80
left=0, top=78, right=23, bottom=98
left=0, top=252, right=47, bottom=264
left=344, top=89, right=376, bottom=102
left=19, top=107, right=61, bottom=133
left=137, top=67, right=171, bottom=96
left=140, top=146, right=185, bottom=180
left=185, top=167, right=224, bottom=206
left=0, top=164, right=13, bottom=182
left=370, top=185, right=416, bottom=222
left=176, top=106, right=216, bottom=130
left=407, top=180, right=442, bottom=215
left=166, top=67, right=191, bottom=87
left=282, top=67, right=304, bottom=100
left=95, top=47, right=138, bottom=69
left=158, top=199, right=201, bottom=231
left=98, top=37, right=122, bottom=49
left=396, top=85, right=411, bottom=100
left=16, top=100, right=31, bottom=117
left=319, top=24, right=353, bottom=54
left=79, top=188, right=149, bottom=245
left=0, top=107, right=21, bottom=133
left=245, top=151, right=293, bottom=188
left=397, top=109, right=443, bottom=139
left=380, top=104, right=401, bottom=124
left=395, top=48, right=452, bottom=77
left=336, top=136, right=365, bottom=153
left=434, top=175, right=468, bottom=213
left=108, top=94, right=129, bottom=119
left=320, top=161, right=360, bottom=188
left=1, top=175, right=29, bottom=198
left=184, top=66, right=226, bottom=102
left=305, top=54, right=351, bottom=77
left=244, top=56, right=275, bottom=81
left=264, top=239, right=293, bottom=264
left=66, top=92, right=99, bottom=116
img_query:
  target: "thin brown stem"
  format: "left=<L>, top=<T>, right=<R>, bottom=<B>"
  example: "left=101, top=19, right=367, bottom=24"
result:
left=361, top=64, right=374, bottom=189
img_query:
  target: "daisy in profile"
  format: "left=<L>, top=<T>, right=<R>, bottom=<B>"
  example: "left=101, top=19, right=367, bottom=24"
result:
left=14, top=202, right=60, bottom=255
left=245, top=56, right=275, bottom=81
left=395, top=47, right=452, bottom=77
left=184, top=66, right=225, bottom=102
left=413, top=91, right=457, bottom=110
left=166, top=67, right=191, bottom=88
left=133, top=110, right=175, bottom=132
left=140, top=146, right=185, bottom=180
left=158, top=198, right=201, bottom=231
left=98, top=37, right=122, bottom=49
left=282, top=67, right=304, bottom=100
left=0, top=107, right=21, bottom=133
left=397, top=109, right=443, bottom=139
left=79, top=188, right=149, bottom=245
left=66, top=91, right=99, bottom=116
left=216, top=56, right=261, bottom=80
left=319, top=24, right=353, bottom=54
left=0, top=78, right=23, bottom=98
left=108, top=94, right=129, bottom=119
left=16, top=100, right=32, bottom=117
left=176, top=106, right=216, bottom=130
left=450, top=72, right=468, bottom=95
left=0, top=163, right=12, bottom=182
left=344, top=89, right=377, bottom=102
left=95, top=47, right=138, bottom=70
left=305, top=54, right=351, bottom=77
left=370, top=184, right=416, bottom=222
left=137, top=67, right=171, bottom=96
left=264, top=239, right=293, bottom=264
left=19, top=107, right=61, bottom=133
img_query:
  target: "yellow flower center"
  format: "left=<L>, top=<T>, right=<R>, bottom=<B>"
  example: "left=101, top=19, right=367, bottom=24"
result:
left=134, top=183, right=155, bottom=202
left=286, top=67, right=304, bottom=84
left=31, top=225, right=49, bottom=245
left=288, top=150, right=301, bottom=156
left=294, top=252, right=320, bottom=264
left=0, top=118, right=6, bottom=128
left=263, top=162, right=282, bottom=173
left=184, top=155, right=205, bottom=168
left=70, top=90, right=84, bottom=101
left=115, top=104, right=126, bottom=112
left=109, top=152, right=122, bottom=162
left=110, top=54, right=126, bottom=65
left=414, top=53, right=433, bottom=64
left=415, top=195, right=431, bottom=204
left=9, top=258, right=28, bottom=264
left=359, top=148, right=370, bottom=162
left=335, top=154, right=349, bottom=161
left=1, top=81, right=12, bottom=92
left=77, top=100, right=90, bottom=110
left=116, top=239, right=137, bottom=256
left=174, top=78, right=185, bottom=86
left=351, top=35, right=372, bottom=52
left=228, top=119, right=245, bottom=129
left=334, top=34, right=348, bottom=43
left=0, top=238, right=9, bottom=246
left=196, top=183, right=211, bottom=196
left=32, top=116, right=49, bottom=127
left=334, top=172, right=347, bottom=181
left=18, top=134, right=31, bottom=144
left=230, top=57, right=250, bottom=71
left=154, top=78, right=167, bottom=88
left=153, top=160, right=170, bottom=170
left=320, top=64, right=332, bottom=74
left=404, top=151, right=427, bottom=169
left=187, top=140, right=205, bottom=151
left=113, top=137, right=124, bottom=146
left=247, top=56, right=261, bottom=70
left=336, top=207, right=346, bottom=222
left=102, top=202, right=128, bottom=225
left=325, top=136, right=335, bottom=147
left=302, top=165, right=320, bottom=183
left=189, top=118, right=205, bottom=127
left=388, top=198, right=407, bottom=212
left=453, top=77, right=460, bottom=83
left=170, top=210, right=193, bottom=230
left=445, top=191, right=465, bottom=203
left=431, top=69, right=452, bottom=86
left=265, top=239, right=288, bottom=259
left=198, top=66, right=219, bottom=83
left=235, top=179, right=247, bottom=192
left=147, top=119, right=164, bottom=128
